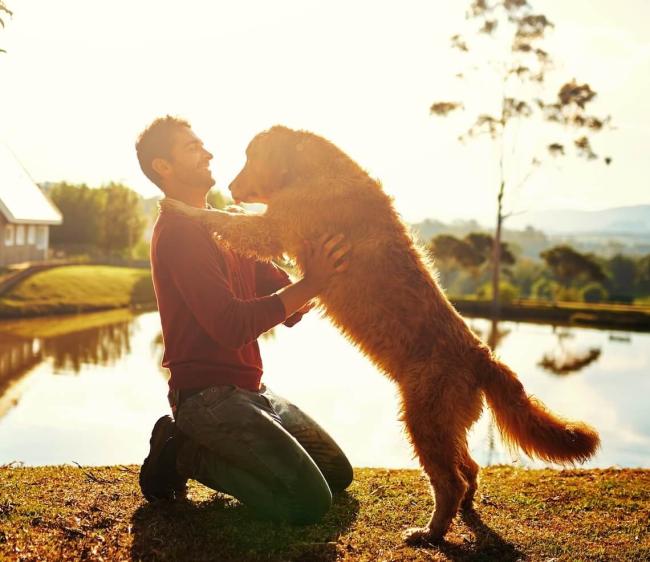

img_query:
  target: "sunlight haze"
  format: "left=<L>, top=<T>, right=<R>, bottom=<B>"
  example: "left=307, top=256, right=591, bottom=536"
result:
left=0, top=0, right=648, bottom=224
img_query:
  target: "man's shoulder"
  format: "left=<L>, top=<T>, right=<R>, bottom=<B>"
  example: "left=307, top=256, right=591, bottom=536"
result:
left=153, top=212, right=209, bottom=242
left=152, top=213, right=222, bottom=263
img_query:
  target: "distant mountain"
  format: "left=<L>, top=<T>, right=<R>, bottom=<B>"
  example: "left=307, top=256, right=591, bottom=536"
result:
left=506, top=205, right=650, bottom=234
left=411, top=205, right=650, bottom=259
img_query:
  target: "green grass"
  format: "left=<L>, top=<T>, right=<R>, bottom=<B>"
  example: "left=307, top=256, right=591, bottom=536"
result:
left=0, top=266, right=155, bottom=318
left=0, top=465, right=647, bottom=561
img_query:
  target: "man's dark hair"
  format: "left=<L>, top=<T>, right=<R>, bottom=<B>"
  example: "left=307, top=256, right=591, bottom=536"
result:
left=135, top=115, right=191, bottom=189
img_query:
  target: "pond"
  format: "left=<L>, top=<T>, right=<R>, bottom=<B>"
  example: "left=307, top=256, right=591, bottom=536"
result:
left=0, top=309, right=648, bottom=469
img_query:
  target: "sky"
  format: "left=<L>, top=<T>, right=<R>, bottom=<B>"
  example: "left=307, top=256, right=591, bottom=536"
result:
left=0, top=0, right=649, bottom=225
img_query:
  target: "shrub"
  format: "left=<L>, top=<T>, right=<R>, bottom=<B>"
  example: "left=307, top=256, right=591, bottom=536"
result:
left=531, top=278, right=557, bottom=300
left=478, top=281, right=520, bottom=304
left=581, top=282, right=608, bottom=303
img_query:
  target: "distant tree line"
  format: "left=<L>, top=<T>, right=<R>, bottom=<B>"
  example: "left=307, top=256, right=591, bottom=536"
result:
left=429, top=233, right=650, bottom=305
left=47, top=182, right=147, bottom=259
left=45, top=182, right=228, bottom=260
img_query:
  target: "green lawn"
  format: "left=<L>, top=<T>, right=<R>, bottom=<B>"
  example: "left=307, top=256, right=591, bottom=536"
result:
left=0, top=465, right=647, bottom=561
left=0, top=265, right=155, bottom=318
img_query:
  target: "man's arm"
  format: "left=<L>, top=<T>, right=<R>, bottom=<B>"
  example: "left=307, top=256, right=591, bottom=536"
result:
left=160, top=199, right=283, bottom=260
left=157, top=224, right=349, bottom=349
left=157, top=221, right=286, bottom=349
left=275, top=234, right=350, bottom=316
left=255, top=261, right=304, bottom=327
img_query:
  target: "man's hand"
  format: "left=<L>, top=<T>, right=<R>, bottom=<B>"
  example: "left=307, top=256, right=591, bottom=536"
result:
left=276, top=233, right=350, bottom=317
left=301, top=234, right=351, bottom=293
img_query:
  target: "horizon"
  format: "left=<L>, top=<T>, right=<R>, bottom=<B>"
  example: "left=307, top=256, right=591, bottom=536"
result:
left=1, top=0, right=649, bottom=225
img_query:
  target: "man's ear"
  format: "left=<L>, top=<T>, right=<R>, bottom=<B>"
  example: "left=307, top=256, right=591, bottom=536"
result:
left=152, top=157, right=172, bottom=179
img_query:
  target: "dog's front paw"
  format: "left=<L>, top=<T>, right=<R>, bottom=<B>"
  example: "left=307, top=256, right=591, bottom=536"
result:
left=402, top=526, right=444, bottom=546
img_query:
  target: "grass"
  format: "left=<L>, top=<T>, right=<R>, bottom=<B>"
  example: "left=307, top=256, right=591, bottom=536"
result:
left=0, top=266, right=155, bottom=318
left=0, top=465, right=647, bottom=561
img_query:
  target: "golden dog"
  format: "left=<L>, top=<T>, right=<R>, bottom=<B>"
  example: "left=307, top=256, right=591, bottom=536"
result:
left=160, top=126, right=599, bottom=544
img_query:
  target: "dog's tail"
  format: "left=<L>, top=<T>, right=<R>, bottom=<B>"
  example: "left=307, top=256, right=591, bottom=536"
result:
left=480, top=354, right=600, bottom=464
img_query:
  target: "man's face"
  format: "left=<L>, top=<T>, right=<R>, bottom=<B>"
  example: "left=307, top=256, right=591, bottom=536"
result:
left=166, top=127, right=215, bottom=191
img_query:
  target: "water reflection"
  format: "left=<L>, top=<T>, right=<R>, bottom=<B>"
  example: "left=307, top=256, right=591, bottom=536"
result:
left=468, top=317, right=510, bottom=350
left=468, top=318, right=508, bottom=467
left=538, top=327, right=602, bottom=376
left=44, top=322, right=133, bottom=374
left=0, top=335, right=43, bottom=421
left=0, top=311, right=170, bottom=466
left=0, top=310, right=140, bottom=420
left=0, top=310, right=648, bottom=468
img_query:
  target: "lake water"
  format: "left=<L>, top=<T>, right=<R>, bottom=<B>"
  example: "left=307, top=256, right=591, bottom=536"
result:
left=0, top=309, right=648, bottom=469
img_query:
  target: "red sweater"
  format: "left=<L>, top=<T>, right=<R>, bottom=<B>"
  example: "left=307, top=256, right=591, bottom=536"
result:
left=150, top=211, right=299, bottom=391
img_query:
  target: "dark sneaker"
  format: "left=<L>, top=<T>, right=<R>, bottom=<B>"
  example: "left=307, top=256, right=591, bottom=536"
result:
left=139, top=415, right=187, bottom=501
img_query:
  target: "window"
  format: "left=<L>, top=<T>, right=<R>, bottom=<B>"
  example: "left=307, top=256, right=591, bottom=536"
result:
left=36, top=226, right=48, bottom=250
left=15, top=225, right=25, bottom=245
left=27, top=225, right=36, bottom=245
left=4, top=224, right=14, bottom=246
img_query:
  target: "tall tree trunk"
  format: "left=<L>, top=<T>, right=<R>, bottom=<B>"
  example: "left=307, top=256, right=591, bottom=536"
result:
left=491, top=180, right=504, bottom=317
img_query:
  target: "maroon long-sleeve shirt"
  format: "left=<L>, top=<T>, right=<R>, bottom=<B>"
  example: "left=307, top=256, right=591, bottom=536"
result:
left=150, top=211, right=299, bottom=391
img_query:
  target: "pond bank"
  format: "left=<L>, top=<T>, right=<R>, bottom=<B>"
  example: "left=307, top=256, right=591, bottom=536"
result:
left=1, top=465, right=647, bottom=561
left=1, top=264, right=649, bottom=333
left=454, top=298, right=650, bottom=332
left=0, top=265, right=156, bottom=319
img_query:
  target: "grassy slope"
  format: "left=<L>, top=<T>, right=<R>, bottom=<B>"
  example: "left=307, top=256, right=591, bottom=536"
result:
left=0, top=266, right=155, bottom=317
left=0, top=465, right=648, bottom=561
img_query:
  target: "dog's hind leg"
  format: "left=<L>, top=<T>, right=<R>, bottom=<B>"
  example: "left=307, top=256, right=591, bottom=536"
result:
left=459, top=441, right=480, bottom=511
left=402, top=427, right=468, bottom=545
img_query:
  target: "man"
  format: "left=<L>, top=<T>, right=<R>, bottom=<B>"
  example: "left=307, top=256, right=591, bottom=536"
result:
left=134, top=116, right=353, bottom=524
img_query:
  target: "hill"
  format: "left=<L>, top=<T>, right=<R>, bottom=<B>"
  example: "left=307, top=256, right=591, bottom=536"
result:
left=412, top=205, right=650, bottom=259
left=506, top=204, right=650, bottom=234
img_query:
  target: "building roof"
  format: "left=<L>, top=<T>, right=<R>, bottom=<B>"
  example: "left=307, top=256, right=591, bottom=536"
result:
left=0, top=144, right=63, bottom=225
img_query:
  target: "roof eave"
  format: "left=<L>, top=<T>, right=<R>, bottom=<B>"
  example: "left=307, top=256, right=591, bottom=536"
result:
left=6, top=217, right=63, bottom=226
left=0, top=194, right=63, bottom=225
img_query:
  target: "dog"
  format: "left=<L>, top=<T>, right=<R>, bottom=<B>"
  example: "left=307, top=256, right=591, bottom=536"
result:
left=160, top=125, right=600, bottom=544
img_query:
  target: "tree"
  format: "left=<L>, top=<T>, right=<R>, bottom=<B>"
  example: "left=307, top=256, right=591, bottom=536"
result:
left=430, top=0, right=612, bottom=316
left=607, top=254, right=637, bottom=302
left=636, top=254, right=650, bottom=297
left=430, top=231, right=515, bottom=295
left=0, top=1, right=11, bottom=54
left=431, top=234, right=481, bottom=269
left=98, top=183, right=146, bottom=258
left=49, top=182, right=104, bottom=249
left=540, top=245, right=605, bottom=299
left=431, top=232, right=514, bottom=273
left=48, top=182, right=147, bottom=258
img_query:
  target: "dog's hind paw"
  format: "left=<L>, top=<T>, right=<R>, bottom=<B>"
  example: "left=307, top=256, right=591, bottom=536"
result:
left=402, top=526, right=444, bottom=546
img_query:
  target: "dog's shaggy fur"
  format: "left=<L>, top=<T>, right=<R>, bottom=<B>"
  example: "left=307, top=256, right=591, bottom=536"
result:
left=160, top=126, right=600, bottom=544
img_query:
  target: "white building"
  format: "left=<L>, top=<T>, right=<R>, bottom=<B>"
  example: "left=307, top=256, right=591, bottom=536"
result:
left=0, top=145, right=63, bottom=266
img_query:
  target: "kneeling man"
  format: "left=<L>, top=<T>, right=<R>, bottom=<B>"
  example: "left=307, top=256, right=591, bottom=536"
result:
left=134, top=116, right=353, bottom=523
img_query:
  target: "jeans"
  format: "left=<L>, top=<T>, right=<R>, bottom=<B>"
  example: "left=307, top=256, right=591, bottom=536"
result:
left=171, top=385, right=353, bottom=524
